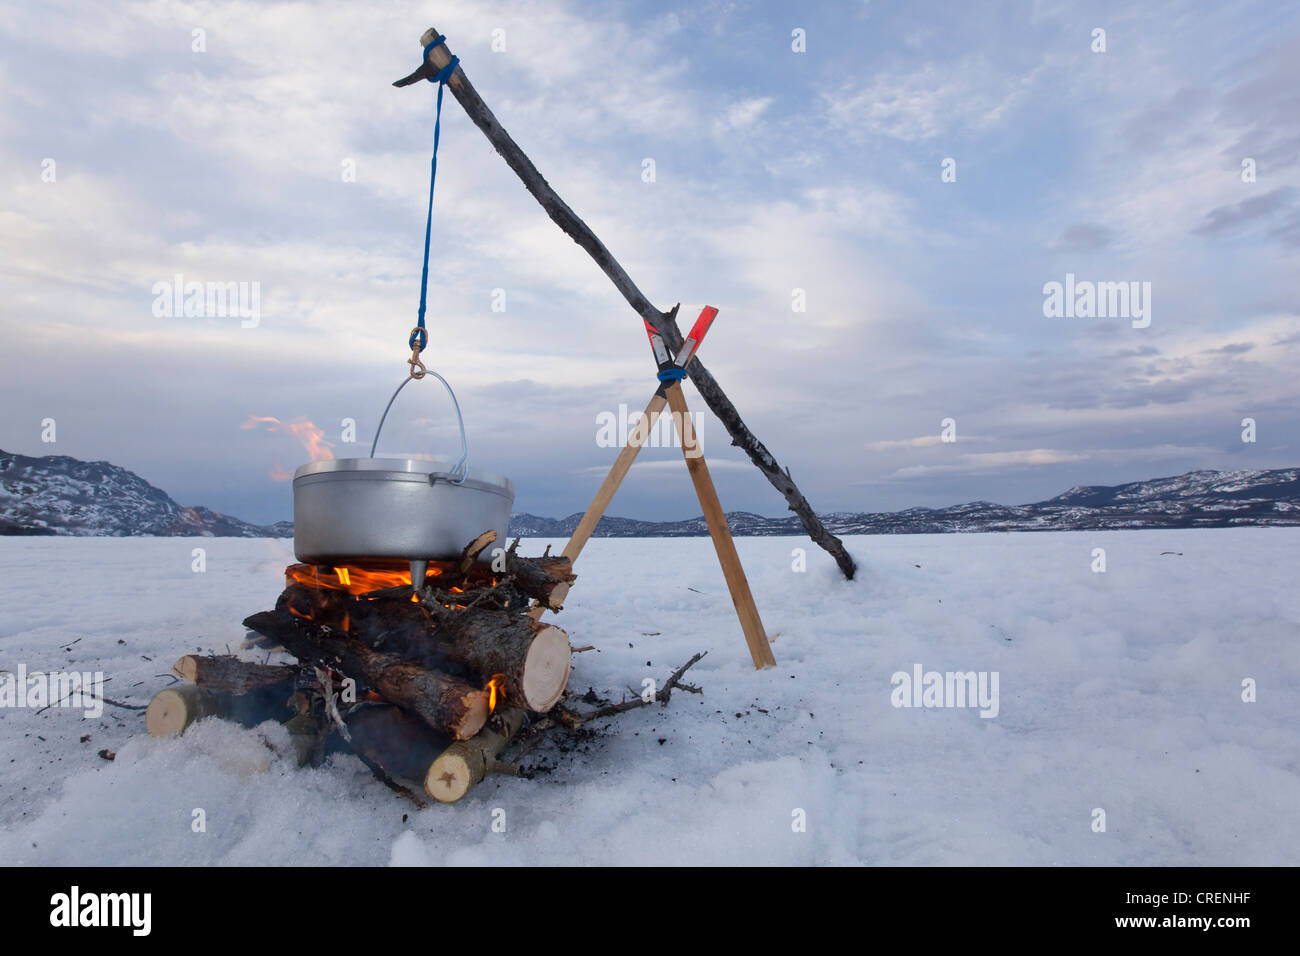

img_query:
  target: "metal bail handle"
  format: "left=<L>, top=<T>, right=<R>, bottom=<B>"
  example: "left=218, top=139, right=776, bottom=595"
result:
left=369, top=370, right=469, bottom=483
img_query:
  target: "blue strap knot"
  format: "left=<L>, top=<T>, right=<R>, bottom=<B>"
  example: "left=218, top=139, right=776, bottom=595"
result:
left=657, top=367, right=687, bottom=383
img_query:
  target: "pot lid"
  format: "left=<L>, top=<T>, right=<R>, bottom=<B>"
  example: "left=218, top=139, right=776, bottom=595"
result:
left=293, top=457, right=514, bottom=495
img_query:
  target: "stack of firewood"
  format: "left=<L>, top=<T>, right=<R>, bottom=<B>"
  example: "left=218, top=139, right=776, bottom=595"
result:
left=146, top=534, right=576, bottom=804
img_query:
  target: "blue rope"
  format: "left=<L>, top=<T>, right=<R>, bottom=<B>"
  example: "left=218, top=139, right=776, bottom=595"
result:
left=410, top=36, right=460, bottom=353
left=657, top=366, right=687, bottom=382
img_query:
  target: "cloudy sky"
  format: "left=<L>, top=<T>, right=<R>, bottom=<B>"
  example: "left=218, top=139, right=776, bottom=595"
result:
left=2, top=0, right=1298, bottom=525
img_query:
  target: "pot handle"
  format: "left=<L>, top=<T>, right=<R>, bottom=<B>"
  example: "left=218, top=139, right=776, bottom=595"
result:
left=369, top=370, right=469, bottom=483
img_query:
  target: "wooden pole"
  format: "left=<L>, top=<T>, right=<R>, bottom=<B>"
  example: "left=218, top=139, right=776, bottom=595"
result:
left=664, top=382, right=776, bottom=669
left=401, top=30, right=857, bottom=580
left=562, top=390, right=668, bottom=565
left=526, top=388, right=667, bottom=621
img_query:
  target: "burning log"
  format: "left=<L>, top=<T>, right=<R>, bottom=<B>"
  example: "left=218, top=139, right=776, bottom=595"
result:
left=425, top=706, right=528, bottom=804
left=243, top=609, right=490, bottom=740
left=282, top=549, right=572, bottom=612
left=426, top=611, right=571, bottom=713
left=335, top=593, right=572, bottom=713
left=498, top=546, right=575, bottom=610
left=278, top=574, right=573, bottom=713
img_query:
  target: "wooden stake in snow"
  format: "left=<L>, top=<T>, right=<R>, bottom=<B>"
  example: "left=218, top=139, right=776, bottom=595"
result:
left=663, top=382, right=775, bottom=668
left=396, top=29, right=857, bottom=580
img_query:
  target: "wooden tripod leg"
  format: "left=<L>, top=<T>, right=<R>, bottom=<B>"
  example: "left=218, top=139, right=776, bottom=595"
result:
left=526, top=390, right=668, bottom=621
left=664, top=383, right=776, bottom=669
left=563, top=391, right=667, bottom=564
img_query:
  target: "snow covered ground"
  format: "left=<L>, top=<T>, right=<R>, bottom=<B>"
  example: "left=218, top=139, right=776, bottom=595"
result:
left=1, top=529, right=1297, bottom=866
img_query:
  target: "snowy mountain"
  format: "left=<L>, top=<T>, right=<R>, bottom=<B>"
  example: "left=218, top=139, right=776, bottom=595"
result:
left=0, top=448, right=287, bottom=537
left=510, top=467, right=1300, bottom=536
left=3, top=447, right=1298, bottom=538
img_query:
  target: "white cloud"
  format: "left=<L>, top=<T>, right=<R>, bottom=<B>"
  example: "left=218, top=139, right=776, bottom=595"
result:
left=822, top=56, right=1044, bottom=143
left=867, top=435, right=943, bottom=451
left=892, top=449, right=1087, bottom=477
left=712, top=96, right=772, bottom=137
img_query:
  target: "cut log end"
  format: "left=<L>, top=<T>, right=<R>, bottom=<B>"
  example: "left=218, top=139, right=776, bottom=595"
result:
left=546, top=580, right=570, bottom=610
left=425, top=748, right=475, bottom=804
left=425, top=706, right=528, bottom=803
left=172, top=655, right=198, bottom=683
left=145, top=685, right=220, bottom=737
left=453, top=691, right=491, bottom=741
left=521, top=624, right=571, bottom=712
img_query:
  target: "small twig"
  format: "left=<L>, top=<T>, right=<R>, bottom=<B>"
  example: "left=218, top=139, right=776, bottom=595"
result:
left=101, top=696, right=148, bottom=711
left=550, top=705, right=585, bottom=730
left=571, top=645, right=596, bottom=653
left=35, top=676, right=114, bottom=714
left=353, top=750, right=427, bottom=809
left=504, top=717, right=556, bottom=763
left=562, top=652, right=707, bottom=724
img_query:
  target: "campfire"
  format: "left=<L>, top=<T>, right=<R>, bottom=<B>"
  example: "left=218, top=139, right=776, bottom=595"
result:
left=145, top=532, right=704, bottom=805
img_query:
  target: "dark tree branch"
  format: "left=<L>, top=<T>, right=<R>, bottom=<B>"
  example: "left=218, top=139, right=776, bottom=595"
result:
left=401, top=30, right=856, bottom=579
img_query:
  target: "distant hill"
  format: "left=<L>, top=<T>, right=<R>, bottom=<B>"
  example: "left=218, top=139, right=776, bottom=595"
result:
left=509, top=467, right=1300, bottom=536
left=3, top=447, right=1297, bottom=539
left=0, top=448, right=289, bottom=538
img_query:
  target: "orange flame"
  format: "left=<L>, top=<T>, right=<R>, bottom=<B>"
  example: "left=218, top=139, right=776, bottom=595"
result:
left=286, top=563, right=441, bottom=596
left=487, top=675, right=506, bottom=712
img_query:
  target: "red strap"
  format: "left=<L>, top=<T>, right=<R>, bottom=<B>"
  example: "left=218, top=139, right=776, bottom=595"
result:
left=687, top=306, right=718, bottom=346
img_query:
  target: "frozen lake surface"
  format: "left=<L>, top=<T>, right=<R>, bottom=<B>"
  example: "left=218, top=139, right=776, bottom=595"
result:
left=1, top=529, right=1296, bottom=865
